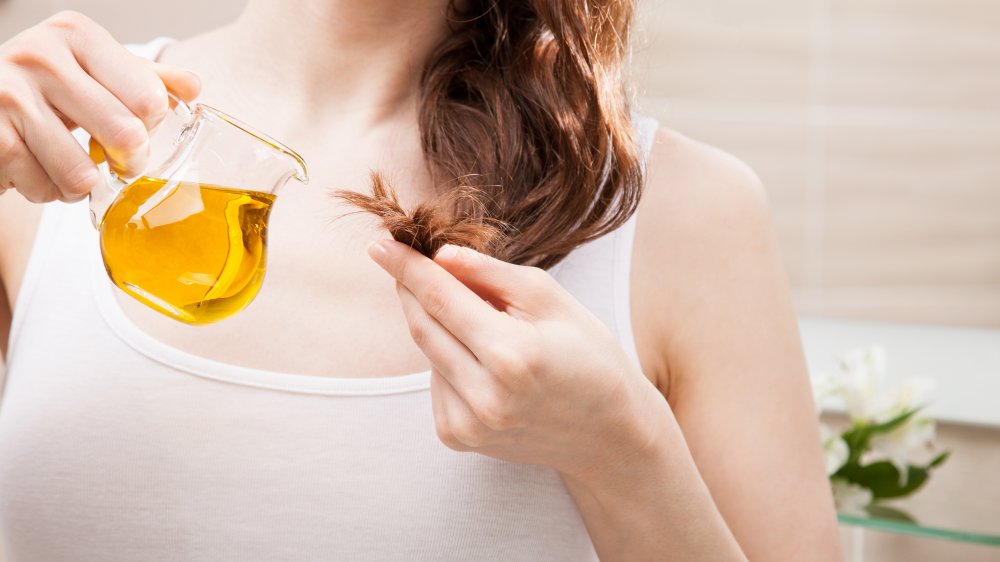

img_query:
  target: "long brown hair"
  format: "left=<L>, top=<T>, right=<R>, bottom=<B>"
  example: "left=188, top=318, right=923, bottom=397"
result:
left=336, top=0, right=643, bottom=269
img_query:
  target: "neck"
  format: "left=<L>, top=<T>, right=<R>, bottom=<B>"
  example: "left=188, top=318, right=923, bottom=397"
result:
left=216, top=0, right=451, bottom=123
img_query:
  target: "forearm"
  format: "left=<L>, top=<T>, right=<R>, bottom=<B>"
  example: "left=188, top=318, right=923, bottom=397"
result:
left=560, top=404, right=747, bottom=561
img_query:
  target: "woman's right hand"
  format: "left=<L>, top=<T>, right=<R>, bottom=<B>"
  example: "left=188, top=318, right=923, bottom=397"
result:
left=0, top=11, right=201, bottom=203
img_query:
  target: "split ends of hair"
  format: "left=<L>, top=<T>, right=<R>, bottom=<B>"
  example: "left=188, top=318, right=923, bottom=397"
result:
left=332, top=171, right=507, bottom=259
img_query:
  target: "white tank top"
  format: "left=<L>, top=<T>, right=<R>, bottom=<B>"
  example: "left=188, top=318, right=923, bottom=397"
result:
left=0, top=37, right=658, bottom=562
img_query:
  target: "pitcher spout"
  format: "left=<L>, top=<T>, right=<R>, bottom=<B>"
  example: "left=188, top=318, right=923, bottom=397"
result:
left=204, top=105, right=309, bottom=190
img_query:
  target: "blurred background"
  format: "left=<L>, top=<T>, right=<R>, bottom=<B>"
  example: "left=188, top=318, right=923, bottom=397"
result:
left=1, top=0, right=998, bottom=560
left=631, top=3, right=1000, bottom=559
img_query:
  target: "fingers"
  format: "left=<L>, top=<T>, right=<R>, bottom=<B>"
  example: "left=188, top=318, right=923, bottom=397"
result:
left=430, top=369, right=463, bottom=451
left=36, top=61, right=151, bottom=175
left=396, top=281, right=488, bottom=395
left=150, top=61, right=201, bottom=102
left=40, top=12, right=201, bottom=175
left=369, top=239, right=513, bottom=355
left=0, top=124, right=60, bottom=203
left=51, top=12, right=171, bottom=130
left=430, top=369, right=493, bottom=451
left=433, top=244, right=566, bottom=318
left=16, top=95, right=101, bottom=202
left=0, top=11, right=203, bottom=203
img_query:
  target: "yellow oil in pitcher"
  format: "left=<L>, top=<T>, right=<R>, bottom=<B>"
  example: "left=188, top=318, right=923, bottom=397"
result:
left=99, top=177, right=276, bottom=325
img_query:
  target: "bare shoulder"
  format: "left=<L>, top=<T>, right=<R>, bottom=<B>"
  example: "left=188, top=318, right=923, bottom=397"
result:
left=0, top=192, right=44, bottom=307
left=631, top=126, right=841, bottom=557
left=638, top=126, right=771, bottom=238
left=630, top=126, right=789, bottom=397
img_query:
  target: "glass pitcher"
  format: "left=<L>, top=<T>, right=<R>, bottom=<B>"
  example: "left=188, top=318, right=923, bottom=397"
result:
left=88, top=94, right=309, bottom=325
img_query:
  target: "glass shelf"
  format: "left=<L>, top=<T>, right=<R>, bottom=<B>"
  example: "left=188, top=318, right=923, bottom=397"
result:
left=820, top=411, right=1000, bottom=549
left=837, top=496, right=1000, bottom=546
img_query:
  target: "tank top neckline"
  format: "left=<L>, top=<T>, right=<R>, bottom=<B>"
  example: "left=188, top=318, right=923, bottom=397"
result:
left=88, top=222, right=434, bottom=396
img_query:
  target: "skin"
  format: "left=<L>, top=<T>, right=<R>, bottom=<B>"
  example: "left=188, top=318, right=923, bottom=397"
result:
left=0, top=1, right=843, bottom=559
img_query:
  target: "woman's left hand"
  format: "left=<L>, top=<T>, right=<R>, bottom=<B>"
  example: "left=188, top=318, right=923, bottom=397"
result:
left=367, top=239, right=667, bottom=482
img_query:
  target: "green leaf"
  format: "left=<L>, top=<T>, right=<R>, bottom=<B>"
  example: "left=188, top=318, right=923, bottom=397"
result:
left=866, top=504, right=918, bottom=524
left=838, top=408, right=921, bottom=468
left=867, top=407, right=923, bottom=435
left=929, top=450, right=950, bottom=468
left=841, top=408, right=917, bottom=445
left=846, top=450, right=950, bottom=500
left=850, top=461, right=929, bottom=499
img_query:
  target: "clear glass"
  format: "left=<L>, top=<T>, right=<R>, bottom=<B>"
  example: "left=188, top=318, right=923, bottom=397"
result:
left=89, top=95, right=309, bottom=325
left=838, top=498, right=1000, bottom=546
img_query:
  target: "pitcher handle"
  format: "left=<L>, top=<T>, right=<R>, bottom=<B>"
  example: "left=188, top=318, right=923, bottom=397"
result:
left=87, top=92, right=194, bottom=229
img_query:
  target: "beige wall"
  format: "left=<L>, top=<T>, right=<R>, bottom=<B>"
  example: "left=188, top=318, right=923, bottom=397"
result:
left=632, top=0, right=1000, bottom=329
left=0, top=0, right=243, bottom=45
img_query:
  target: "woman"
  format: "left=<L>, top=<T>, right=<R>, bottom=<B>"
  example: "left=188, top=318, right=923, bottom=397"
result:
left=0, top=1, right=841, bottom=560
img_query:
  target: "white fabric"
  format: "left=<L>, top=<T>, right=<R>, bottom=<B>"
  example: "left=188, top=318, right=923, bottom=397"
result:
left=0, top=36, right=659, bottom=562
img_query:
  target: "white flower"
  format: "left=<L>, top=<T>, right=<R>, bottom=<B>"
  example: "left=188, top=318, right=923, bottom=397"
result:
left=867, top=375, right=936, bottom=483
left=811, top=372, right=839, bottom=414
left=835, top=346, right=894, bottom=422
left=831, top=479, right=873, bottom=516
left=870, top=413, right=937, bottom=483
left=820, top=345, right=935, bottom=424
left=889, top=377, right=936, bottom=417
left=820, top=423, right=849, bottom=475
left=816, top=346, right=945, bottom=501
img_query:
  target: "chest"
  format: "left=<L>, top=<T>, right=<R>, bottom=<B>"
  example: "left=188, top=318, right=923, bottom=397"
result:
left=118, top=169, right=435, bottom=378
left=110, top=85, right=454, bottom=372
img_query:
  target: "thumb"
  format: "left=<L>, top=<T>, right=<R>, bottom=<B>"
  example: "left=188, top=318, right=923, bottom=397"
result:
left=433, top=244, right=559, bottom=315
left=149, top=61, right=202, bottom=102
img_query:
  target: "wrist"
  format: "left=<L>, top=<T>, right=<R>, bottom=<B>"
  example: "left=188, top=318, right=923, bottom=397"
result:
left=563, top=376, right=681, bottom=494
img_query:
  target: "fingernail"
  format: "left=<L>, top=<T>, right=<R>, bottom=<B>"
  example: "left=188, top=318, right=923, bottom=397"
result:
left=367, top=240, right=389, bottom=265
left=435, top=244, right=470, bottom=262
left=183, top=69, right=202, bottom=91
left=436, top=244, right=459, bottom=259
